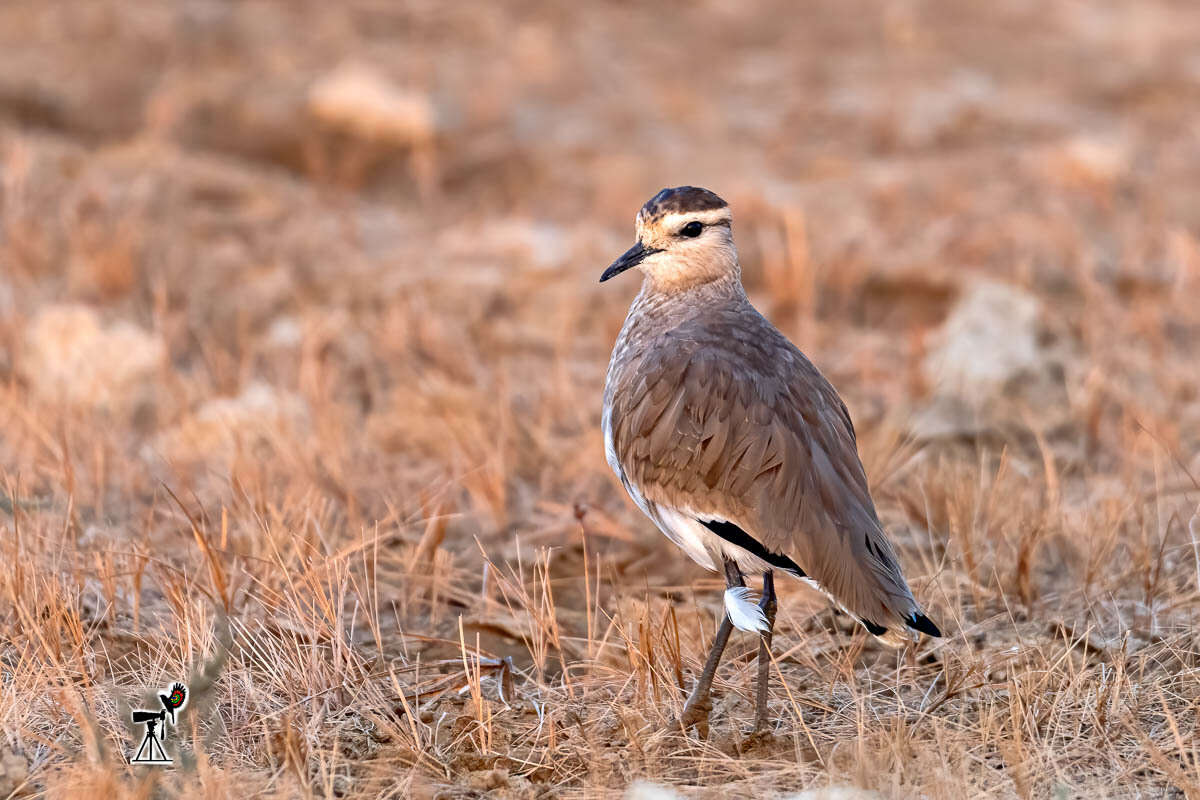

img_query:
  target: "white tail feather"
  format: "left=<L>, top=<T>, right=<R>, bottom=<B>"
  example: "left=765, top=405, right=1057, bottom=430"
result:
left=723, top=587, right=769, bottom=633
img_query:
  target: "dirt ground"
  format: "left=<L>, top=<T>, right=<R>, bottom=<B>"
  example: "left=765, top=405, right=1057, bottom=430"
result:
left=1, top=1, right=1200, bottom=798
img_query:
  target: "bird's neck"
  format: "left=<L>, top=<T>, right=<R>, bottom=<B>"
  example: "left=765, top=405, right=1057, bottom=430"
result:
left=635, top=271, right=747, bottom=316
left=614, top=273, right=748, bottom=356
left=642, top=248, right=741, bottom=294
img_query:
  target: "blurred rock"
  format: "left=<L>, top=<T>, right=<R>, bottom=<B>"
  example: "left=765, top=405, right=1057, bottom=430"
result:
left=308, top=62, right=436, bottom=148
left=151, top=381, right=308, bottom=470
left=912, top=281, right=1069, bottom=438
left=21, top=304, right=164, bottom=412
left=266, top=316, right=304, bottom=350
left=1062, top=137, right=1129, bottom=183
left=927, top=281, right=1042, bottom=389
left=1046, top=135, right=1131, bottom=191
left=307, top=61, right=439, bottom=196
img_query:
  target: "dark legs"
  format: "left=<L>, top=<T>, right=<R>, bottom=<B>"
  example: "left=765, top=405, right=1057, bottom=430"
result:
left=672, top=562, right=781, bottom=737
left=674, top=558, right=744, bottom=736
left=753, top=569, right=778, bottom=734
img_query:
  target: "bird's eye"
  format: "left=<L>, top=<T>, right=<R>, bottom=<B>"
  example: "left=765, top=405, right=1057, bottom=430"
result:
left=680, top=221, right=703, bottom=238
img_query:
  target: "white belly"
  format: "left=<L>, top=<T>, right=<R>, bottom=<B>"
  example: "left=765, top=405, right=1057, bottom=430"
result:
left=645, top=503, right=721, bottom=571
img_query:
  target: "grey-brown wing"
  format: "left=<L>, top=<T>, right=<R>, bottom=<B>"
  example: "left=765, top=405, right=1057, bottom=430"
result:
left=610, top=309, right=922, bottom=631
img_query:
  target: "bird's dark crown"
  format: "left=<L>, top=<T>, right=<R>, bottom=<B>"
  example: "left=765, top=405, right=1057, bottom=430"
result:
left=639, top=186, right=728, bottom=224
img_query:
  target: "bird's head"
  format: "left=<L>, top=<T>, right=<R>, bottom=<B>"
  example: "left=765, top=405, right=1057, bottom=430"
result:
left=600, top=186, right=738, bottom=290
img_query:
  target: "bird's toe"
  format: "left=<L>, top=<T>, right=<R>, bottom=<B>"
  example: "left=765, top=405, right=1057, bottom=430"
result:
left=664, top=694, right=714, bottom=737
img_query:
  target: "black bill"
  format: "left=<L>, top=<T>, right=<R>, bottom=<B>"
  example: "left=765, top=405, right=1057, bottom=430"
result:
left=600, top=241, right=661, bottom=282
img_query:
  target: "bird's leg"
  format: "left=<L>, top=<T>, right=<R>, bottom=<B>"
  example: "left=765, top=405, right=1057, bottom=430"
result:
left=752, top=569, right=778, bottom=735
left=673, top=557, right=744, bottom=736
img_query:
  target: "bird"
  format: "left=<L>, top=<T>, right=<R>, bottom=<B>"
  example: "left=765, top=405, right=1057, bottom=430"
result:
left=600, top=186, right=940, bottom=735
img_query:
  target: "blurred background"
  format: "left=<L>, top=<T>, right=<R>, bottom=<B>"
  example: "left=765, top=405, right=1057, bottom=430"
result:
left=2, top=1, right=1199, bottom=797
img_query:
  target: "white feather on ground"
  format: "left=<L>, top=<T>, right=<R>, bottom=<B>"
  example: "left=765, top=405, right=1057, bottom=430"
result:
left=723, top=586, right=769, bottom=632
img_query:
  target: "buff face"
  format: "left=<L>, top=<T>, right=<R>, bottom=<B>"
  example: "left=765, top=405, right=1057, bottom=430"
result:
left=600, top=186, right=737, bottom=289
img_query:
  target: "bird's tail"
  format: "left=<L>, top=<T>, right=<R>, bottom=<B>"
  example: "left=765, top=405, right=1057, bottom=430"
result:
left=871, top=610, right=942, bottom=648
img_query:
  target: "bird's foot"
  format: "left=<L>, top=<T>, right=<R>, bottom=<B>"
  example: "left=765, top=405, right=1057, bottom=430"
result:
left=664, top=693, right=713, bottom=738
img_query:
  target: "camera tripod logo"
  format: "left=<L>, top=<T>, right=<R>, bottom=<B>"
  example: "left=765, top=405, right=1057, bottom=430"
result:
left=129, top=683, right=188, bottom=765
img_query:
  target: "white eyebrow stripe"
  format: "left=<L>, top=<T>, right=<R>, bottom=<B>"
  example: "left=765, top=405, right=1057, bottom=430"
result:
left=656, top=209, right=732, bottom=231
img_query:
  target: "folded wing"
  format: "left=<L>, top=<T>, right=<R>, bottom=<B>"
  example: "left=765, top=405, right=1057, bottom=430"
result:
left=609, top=305, right=936, bottom=639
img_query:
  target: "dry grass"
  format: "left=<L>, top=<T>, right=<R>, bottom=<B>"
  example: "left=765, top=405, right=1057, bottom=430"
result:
left=2, top=1, right=1200, bottom=798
